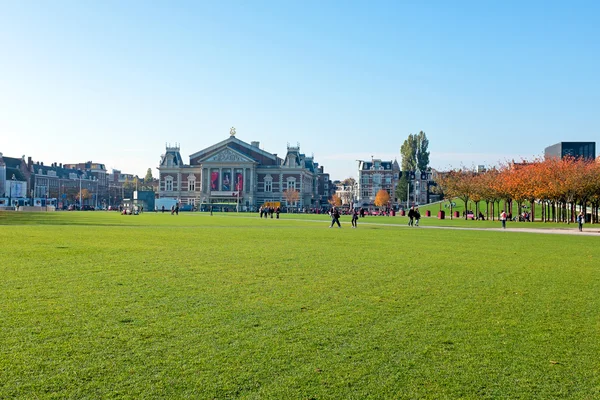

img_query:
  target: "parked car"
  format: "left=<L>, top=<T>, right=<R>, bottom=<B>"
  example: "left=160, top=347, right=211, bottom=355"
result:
left=180, top=204, right=194, bottom=212
left=81, top=205, right=95, bottom=211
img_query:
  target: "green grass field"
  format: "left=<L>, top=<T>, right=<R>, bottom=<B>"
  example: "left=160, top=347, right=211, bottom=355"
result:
left=1, top=211, right=599, bottom=399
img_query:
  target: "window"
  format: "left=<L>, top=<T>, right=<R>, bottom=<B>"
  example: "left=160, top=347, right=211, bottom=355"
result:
left=362, top=189, right=370, bottom=197
left=165, top=177, right=173, bottom=191
left=187, top=198, right=195, bottom=205
left=286, top=177, right=296, bottom=191
left=264, top=176, right=273, bottom=192
left=188, top=178, right=196, bottom=192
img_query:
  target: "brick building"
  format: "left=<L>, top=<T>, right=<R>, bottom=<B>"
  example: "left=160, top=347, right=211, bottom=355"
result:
left=157, top=132, right=334, bottom=211
left=356, top=158, right=400, bottom=208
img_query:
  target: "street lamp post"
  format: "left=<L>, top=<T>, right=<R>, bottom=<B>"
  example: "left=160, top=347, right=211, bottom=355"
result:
left=9, top=174, right=17, bottom=209
left=79, top=175, right=83, bottom=210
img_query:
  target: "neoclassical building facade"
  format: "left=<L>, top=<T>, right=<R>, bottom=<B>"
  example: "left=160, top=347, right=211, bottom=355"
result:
left=157, top=132, right=334, bottom=210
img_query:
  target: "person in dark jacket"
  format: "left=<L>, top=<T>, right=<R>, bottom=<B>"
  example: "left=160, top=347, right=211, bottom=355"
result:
left=407, top=206, right=415, bottom=226
left=414, top=207, right=421, bottom=226
left=329, top=207, right=341, bottom=228
left=351, top=208, right=358, bottom=228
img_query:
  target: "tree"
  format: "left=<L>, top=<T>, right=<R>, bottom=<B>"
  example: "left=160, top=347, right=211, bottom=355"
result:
left=400, top=135, right=417, bottom=171
left=342, top=177, right=356, bottom=187
left=416, top=131, right=430, bottom=172
left=400, top=131, right=430, bottom=172
left=283, top=189, right=300, bottom=210
left=395, top=172, right=409, bottom=207
left=329, top=194, right=342, bottom=207
left=374, top=189, right=390, bottom=209
left=144, top=168, right=153, bottom=183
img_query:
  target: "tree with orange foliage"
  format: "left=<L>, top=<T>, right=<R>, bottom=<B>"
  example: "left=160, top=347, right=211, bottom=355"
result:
left=473, top=168, right=502, bottom=220
left=374, top=189, right=390, bottom=209
left=329, top=194, right=342, bottom=207
left=439, top=168, right=478, bottom=219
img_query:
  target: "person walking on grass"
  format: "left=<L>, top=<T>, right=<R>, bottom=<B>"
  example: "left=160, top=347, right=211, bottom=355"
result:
left=351, top=208, right=358, bottom=228
left=577, top=211, right=584, bottom=232
left=500, top=210, right=507, bottom=229
left=414, top=207, right=421, bottom=227
left=408, top=206, right=415, bottom=226
left=329, top=206, right=341, bottom=228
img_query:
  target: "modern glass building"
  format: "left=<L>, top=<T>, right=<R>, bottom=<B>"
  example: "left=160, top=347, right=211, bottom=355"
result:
left=544, top=142, right=596, bottom=160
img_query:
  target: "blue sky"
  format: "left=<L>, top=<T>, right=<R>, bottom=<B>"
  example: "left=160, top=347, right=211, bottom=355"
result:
left=1, top=1, right=598, bottom=180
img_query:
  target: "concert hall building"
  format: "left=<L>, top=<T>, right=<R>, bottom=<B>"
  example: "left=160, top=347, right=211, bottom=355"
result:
left=157, top=131, right=334, bottom=211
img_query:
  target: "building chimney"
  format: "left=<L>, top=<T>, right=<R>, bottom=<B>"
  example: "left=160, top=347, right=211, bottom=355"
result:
left=251, top=141, right=260, bottom=148
left=28, top=157, right=32, bottom=170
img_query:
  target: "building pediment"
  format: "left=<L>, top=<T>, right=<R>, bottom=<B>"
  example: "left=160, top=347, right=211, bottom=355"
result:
left=197, top=147, right=256, bottom=164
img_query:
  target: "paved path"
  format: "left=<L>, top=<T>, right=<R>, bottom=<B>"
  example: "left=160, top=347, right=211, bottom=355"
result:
left=413, top=224, right=600, bottom=236
left=278, top=216, right=600, bottom=236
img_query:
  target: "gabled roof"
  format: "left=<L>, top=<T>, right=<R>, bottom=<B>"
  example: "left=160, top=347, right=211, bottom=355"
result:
left=189, top=137, right=277, bottom=162
left=1, top=156, right=24, bottom=169
left=31, top=164, right=85, bottom=179
left=196, top=146, right=258, bottom=164
left=358, top=160, right=398, bottom=171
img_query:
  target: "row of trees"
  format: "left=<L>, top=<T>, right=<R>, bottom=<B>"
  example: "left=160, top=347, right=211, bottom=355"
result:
left=437, top=157, right=600, bottom=223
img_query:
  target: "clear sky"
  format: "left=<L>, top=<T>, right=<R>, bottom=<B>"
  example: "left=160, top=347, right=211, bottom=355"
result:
left=1, top=1, right=598, bottom=180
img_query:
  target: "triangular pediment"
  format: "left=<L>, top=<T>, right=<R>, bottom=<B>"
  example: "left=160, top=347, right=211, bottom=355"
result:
left=198, top=147, right=256, bottom=164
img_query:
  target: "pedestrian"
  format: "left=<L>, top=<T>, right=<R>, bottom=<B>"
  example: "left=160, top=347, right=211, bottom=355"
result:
left=577, top=211, right=584, bottom=232
left=408, top=206, right=415, bottom=226
left=276, top=206, right=280, bottom=219
left=351, top=208, right=358, bottom=228
left=175, top=204, right=179, bottom=215
left=500, top=210, right=507, bottom=229
left=210, top=205, right=213, bottom=216
left=329, top=206, right=341, bottom=228
left=414, top=207, right=421, bottom=226
left=259, top=206, right=263, bottom=218
left=162, top=205, right=165, bottom=213
left=171, top=205, right=175, bottom=215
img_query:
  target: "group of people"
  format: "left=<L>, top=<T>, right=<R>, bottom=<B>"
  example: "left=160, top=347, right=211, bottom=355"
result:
left=259, top=206, right=280, bottom=219
left=407, top=206, right=421, bottom=227
left=328, top=207, right=361, bottom=228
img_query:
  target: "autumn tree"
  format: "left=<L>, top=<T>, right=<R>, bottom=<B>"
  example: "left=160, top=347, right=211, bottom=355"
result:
left=329, top=194, right=342, bottom=207
left=283, top=189, right=300, bottom=210
left=439, top=169, right=478, bottom=219
left=374, top=189, right=390, bottom=209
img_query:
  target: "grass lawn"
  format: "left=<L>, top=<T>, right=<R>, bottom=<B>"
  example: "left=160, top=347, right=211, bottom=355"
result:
left=1, top=211, right=599, bottom=399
